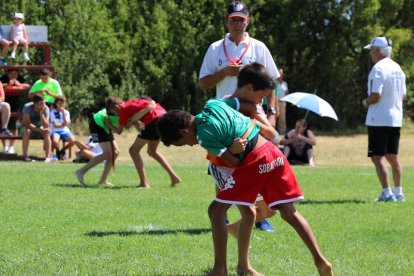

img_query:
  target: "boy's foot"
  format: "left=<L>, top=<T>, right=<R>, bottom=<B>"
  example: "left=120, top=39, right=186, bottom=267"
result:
left=395, top=194, right=405, bottom=202
left=44, top=157, right=52, bottom=163
left=98, top=181, right=114, bottom=187
left=3, top=146, right=9, bottom=153
left=0, top=57, right=7, bottom=66
left=255, top=219, right=275, bottom=232
left=236, top=266, right=263, bottom=276
left=23, top=53, right=30, bottom=61
left=23, top=156, right=33, bottom=162
left=171, top=176, right=182, bottom=187
left=316, top=259, right=333, bottom=276
left=10, top=52, right=16, bottom=59
left=75, top=170, right=86, bottom=186
left=206, top=268, right=227, bottom=276
left=137, top=184, right=150, bottom=189
left=374, top=192, right=396, bottom=202
left=0, top=128, right=12, bottom=136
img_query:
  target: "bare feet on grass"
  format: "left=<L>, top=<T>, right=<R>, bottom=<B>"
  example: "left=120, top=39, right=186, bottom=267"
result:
left=98, top=181, right=114, bottom=187
left=206, top=268, right=227, bottom=276
left=316, top=259, right=333, bottom=276
left=237, top=266, right=263, bottom=276
left=75, top=170, right=86, bottom=186
left=171, top=176, right=182, bottom=187
left=137, top=183, right=150, bottom=189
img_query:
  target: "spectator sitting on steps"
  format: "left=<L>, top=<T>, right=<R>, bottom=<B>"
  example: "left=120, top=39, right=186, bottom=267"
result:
left=27, top=69, right=63, bottom=107
left=0, top=81, right=12, bottom=138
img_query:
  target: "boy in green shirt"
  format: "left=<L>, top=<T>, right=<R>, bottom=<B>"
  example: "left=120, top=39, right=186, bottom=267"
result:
left=28, top=69, right=62, bottom=106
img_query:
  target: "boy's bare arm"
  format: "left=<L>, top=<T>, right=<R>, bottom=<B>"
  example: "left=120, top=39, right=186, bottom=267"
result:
left=126, top=101, right=156, bottom=128
left=254, top=112, right=276, bottom=139
left=220, top=151, right=241, bottom=167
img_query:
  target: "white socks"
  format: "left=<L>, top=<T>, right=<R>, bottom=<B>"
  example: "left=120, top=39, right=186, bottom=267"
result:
left=394, top=187, right=403, bottom=196
left=382, top=188, right=393, bottom=196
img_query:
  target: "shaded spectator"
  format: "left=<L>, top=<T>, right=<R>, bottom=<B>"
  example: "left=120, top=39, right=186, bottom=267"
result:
left=72, top=136, right=103, bottom=163
left=21, top=94, right=51, bottom=162
left=276, top=68, right=289, bottom=135
left=280, top=119, right=316, bottom=166
left=0, top=81, right=12, bottom=139
left=9, top=12, right=30, bottom=61
left=28, top=69, right=62, bottom=106
left=0, top=69, right=31, bottom=153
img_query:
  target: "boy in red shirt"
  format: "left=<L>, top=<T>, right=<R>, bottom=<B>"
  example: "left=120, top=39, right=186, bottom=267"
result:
left=107, top=96, right=181, bottom=188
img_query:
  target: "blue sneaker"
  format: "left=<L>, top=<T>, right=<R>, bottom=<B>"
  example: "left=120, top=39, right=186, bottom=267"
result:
left=255, top=219, right=274, bottom=232
left=0, top=57, right=7, bottom=66
left=395, top=194, right=405, bottom=202
left=374, top=193, right=396, bottom=202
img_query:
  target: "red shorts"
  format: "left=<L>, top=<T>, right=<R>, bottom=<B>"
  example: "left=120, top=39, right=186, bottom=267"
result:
left=215, top=142, right=304, bottom=209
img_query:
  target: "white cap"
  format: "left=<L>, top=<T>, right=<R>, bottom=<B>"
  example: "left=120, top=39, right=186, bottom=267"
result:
left=14, top=12, right=24, bottom=20
left=363, top=37, right=392, bottom=49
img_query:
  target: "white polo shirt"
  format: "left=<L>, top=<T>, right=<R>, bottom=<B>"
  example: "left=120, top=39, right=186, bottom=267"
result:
left=199, top=33, right=279, bottom=99
left=365, top=57, right=406, bottom=127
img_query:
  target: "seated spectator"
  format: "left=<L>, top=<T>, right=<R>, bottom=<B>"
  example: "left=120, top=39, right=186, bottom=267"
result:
left=1, top=69, right=31, bottom=153
left=0, top=81, right=12, bottom=139
left=1, top=68, right=31, bottom=89
left=9, top=12, right=30, bottom=61
left=280, top=118, right=316, bottom=166
left=22, top=95, right=52, bottom=162
left=50, top=96, right=75, bottom=160
left=0, top=25, right=10, bottom=65
left=27, top=69, right=62, bottom=107
left=72, top=136, right=103, bottom=163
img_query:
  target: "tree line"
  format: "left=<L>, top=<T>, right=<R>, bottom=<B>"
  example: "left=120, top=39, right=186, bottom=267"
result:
left=1, top=0, right=412, bottom=130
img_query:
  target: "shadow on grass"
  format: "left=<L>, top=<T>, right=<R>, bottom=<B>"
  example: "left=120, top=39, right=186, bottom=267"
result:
left=299, top=199, right=368, bottom=205
left=85, top=228, right=211, bottom=237
left=0, top=153, right=44, bottom=162
left=52, top=183, right=135, bottom=189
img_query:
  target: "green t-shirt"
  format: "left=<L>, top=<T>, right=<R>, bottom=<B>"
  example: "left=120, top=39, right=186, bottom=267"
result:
left=93, top=109, right=119, bottom=134
left=29, top=78, right=63, bottom=103
left=195, top=98, right=260, bottom=157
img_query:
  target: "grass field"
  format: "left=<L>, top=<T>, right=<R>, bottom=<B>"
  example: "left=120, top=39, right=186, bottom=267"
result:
left=1, top=131, right=414, bottom=275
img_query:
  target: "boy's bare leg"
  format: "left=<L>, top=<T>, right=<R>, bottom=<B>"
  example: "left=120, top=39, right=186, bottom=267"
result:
left=277, top=203, right=333, bottom=276
left=307, top=149, right=315, bottom=167
left=97, top=141, right=119, bottom=185
left=76, top=141, right=113, bottom=185
left=22, top=129, right=31, bottom=157
left=147, top=140, right=181, bottom=186
left=236, top=205, right=262, bottom=276
left=207, top=201, right=231, bottom=276
left=129, top=136, right=150, bottom=188
left=228, top=200, right=276, bottom=239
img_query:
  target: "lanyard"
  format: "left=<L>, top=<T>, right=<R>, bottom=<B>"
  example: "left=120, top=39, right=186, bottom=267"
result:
left=222, top=36, right=251, bottom=65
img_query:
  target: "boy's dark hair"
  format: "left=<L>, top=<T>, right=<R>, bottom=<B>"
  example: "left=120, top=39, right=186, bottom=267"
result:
left=237, top=62, right=276, bottom=91
left=53, top=96, right=66, bottom=108
left=40, top=68, right=51, bottom=76
left=105, top=96, right=123, bottom=111
left=33, top=94, right=44, bottom=103
left=156, top=110, right=193, bottom=146
left=139, top=95, right=153, bottom=101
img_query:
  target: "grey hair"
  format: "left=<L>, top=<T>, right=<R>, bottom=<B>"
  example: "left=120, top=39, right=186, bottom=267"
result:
left=379, top=46, right=392, bottom=57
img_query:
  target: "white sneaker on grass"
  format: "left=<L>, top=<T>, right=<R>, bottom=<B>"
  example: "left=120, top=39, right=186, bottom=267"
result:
left=395, top=194, right=405, bottom=202
left=10, top=51, right=16, bottom=59
left=374, top=193, right=396, bottom=203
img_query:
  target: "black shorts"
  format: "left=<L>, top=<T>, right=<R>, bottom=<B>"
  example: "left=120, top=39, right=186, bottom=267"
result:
left=368, top=126, right=400, bottom=157
left=138, top=119, right=160, bottom=141
left=287, top=143, right=312, bottom=164
left=89, top=118, right=114, bottom=143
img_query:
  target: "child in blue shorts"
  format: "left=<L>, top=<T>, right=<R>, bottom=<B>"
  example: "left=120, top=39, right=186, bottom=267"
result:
left=50, top=96, right=75, bottom=160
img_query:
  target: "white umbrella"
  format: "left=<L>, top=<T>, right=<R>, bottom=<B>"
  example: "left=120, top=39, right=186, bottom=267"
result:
left=280, top=92, right=338, bottom=121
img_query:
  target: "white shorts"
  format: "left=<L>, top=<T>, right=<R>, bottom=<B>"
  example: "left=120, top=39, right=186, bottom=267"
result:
left=208, top=162, right=264, bottom=202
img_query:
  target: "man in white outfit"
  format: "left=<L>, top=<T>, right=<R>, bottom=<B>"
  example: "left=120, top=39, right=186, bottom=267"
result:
left=362, top=36, right=407, bottom=202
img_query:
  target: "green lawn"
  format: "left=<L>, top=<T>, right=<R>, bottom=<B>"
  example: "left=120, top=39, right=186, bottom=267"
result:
left=1, top=161, right=413, bottom=275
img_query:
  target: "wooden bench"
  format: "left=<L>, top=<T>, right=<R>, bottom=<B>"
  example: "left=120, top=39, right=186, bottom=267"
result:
left=1, top=25, right=50, bottom=64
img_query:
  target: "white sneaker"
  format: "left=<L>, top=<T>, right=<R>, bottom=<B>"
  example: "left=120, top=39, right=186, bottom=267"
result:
left=395, top=194, right=405, bottom=202
left=10, top=52, right=16, bottom=59
left=7, top=146, right=15, bottom=154
left=374, top=192, right=396, bottom=202
left=23, top=53, right=30, bottom=61
left=3, top=146, right=9, bottom=153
